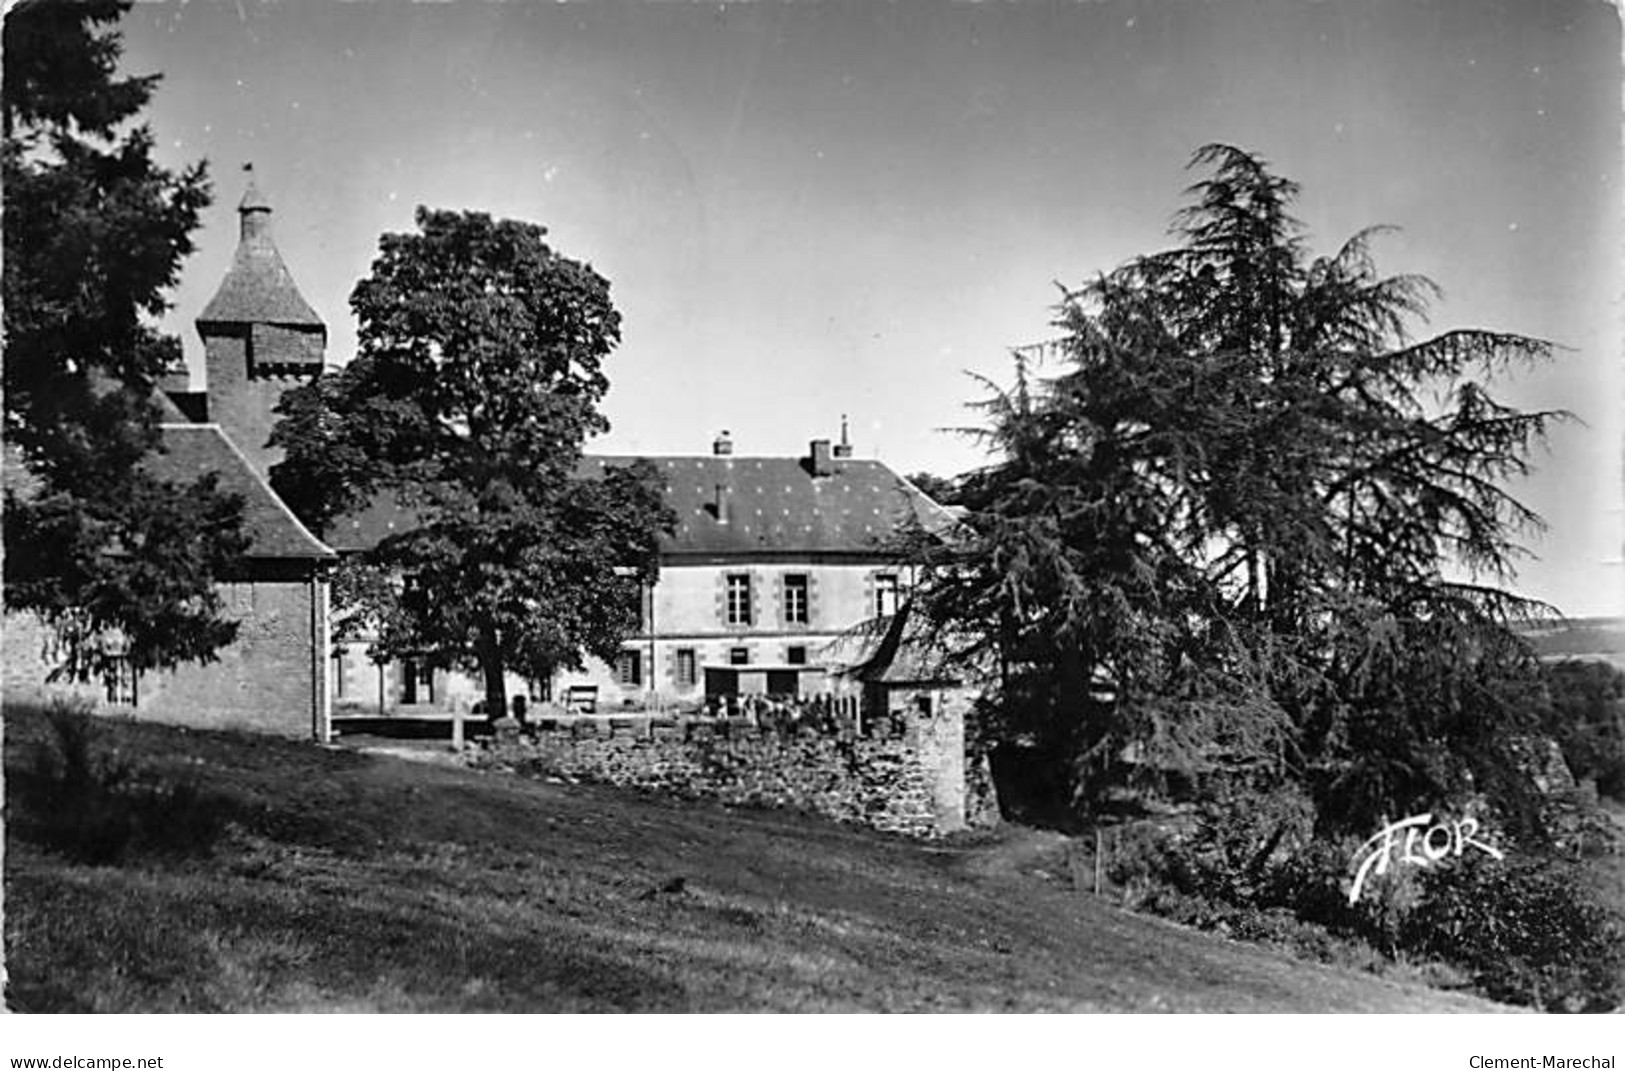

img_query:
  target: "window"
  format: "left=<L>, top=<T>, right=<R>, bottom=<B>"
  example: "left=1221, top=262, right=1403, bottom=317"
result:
left=783, top=573, right=809, bottom=625
left=401, top=659, right=434, bottom=705
left=725, top=573, right=753, bottom=625
left=675, top=648, right=697, bottom=688
left=616, top=650, right=643, bottom=687
left=729, top=647, right=751, bottom=666
left=787, top=645, right=808, bottom=666
left=873, top=573, right=900, bottom=617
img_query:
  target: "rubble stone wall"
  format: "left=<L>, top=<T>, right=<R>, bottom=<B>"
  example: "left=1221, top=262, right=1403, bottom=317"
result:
left=475, top=704, right=995, bottom=838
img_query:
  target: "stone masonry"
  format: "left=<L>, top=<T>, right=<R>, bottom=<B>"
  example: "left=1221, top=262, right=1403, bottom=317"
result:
left=472, top=701, right=997, bottom=838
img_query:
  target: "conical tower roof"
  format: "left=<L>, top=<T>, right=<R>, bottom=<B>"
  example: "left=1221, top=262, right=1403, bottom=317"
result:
left=198, top=166, right=324, bottom=329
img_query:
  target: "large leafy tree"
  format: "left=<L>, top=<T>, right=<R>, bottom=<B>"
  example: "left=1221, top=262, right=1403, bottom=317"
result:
left=3, top=0, right=246, bottom=684
left=271, top=208, right=674, bottom=718
left=914, top=146, right=1564, bottom=834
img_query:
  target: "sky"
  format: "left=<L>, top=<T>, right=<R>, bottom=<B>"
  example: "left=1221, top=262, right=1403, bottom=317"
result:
left=118, top=0, right=1622, bottom=618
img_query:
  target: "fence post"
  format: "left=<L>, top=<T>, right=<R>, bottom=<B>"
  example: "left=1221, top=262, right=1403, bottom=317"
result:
left=451, top=699, right=465, bottom=752
left=1093, top=828, right=1104, bottom=896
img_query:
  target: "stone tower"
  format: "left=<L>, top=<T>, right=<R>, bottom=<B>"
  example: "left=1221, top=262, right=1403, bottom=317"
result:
left=193, top=166, right=326, bottom=475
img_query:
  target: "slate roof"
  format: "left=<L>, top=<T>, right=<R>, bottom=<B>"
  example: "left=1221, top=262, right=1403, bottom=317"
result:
left=850, top=605, right=962, bottom=685
left=587, top=455, right=956, bottom=557
left=197, top=179, right=325, bottom=329
left=327, top=454, right=959, bottom=558
left=151, top=424, right=334, bottom=560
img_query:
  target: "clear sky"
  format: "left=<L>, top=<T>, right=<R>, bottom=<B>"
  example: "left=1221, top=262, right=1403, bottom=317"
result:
left=119, top=0, right=1621, bottom=617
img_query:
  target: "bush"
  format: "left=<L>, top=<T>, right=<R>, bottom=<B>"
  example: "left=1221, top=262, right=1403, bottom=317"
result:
left=22, top=699, right=231, bottom=865
left=1105, top=784, right=1315, bottom=904
left=1544, top=661, right=1625, bottom=801
left=1101, top=790, right=1622, bottom=1011
left=1262, top=837, right=1411, bottom=954
left=1103, top=819, right=1383, bottom=972
left=1401, top=854, right=1623, bottom=1012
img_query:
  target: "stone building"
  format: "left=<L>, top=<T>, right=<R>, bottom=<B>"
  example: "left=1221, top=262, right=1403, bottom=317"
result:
left=325, top=427, right=959, bottom=716
left=556, top=428, right=958, bottom=711
left=2, top=422, right=334, bottom=739
left=163, top=168, right=328, bottom=473
left=7, top=168, right=969, bottom=752
left=2, top=170, right=338, bottom=740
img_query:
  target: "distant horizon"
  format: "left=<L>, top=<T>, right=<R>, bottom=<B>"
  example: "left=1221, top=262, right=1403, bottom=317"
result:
left=122, top=0, right=1622, bottom=617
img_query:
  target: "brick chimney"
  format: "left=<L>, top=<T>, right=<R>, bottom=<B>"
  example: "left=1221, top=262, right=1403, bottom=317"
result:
left=809, top=438, right=834, bottom=477
left=713, top=430, right=733, bottom=456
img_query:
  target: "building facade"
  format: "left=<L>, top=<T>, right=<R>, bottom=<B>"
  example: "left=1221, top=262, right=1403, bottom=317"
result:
left=551, top=433, right=954, bottom=712
left=4, top=171, right=336, bottom=738
left=325, top=430, right=956, bottom=717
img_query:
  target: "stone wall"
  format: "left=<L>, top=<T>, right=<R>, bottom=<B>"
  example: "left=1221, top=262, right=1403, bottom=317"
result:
left=3, top=574, right=329, bottom=741
left=202, top=330, right=313, bottom=475
left=2, top=613, right=104, bottom=708
left=473, top=703, right=996, bottom=838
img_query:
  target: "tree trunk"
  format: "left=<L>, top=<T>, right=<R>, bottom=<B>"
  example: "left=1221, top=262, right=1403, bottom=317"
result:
left=1057, top=641, right=1093, bottom=808
left=480, top=631, right=507, bottom=722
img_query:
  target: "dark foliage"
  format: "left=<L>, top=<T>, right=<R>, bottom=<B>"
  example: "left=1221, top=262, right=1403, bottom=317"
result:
left=3, top=0, right=246, bottom=683
left=1543, top=660, right=1625, bottom=800
left=1105, top=804, right=1622, bottom=1011
left=271, top=209, right=675, bottom=716
left=1401, top=854, right=1623, bottom=1012
left=909, top=145, right=1566, bottom=835
left=5, top=468, right=248, bottom=683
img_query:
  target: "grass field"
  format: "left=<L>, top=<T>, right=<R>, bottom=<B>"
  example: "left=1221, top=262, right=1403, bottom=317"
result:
left=3, top=703, right=1507, bottom=1012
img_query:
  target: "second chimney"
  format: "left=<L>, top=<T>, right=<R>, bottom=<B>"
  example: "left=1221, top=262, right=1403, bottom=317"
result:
left=833, top=414, right=853, bottom=459
left=713, top=430, right=733, bottom=456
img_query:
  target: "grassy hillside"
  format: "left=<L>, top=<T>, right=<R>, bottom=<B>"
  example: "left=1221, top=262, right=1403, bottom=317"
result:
left=3, top=703, right=1504, bottom=1012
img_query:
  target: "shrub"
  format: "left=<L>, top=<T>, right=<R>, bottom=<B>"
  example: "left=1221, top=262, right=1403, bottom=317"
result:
left=1107, top=784, right=1315, bottom=904
left=1103, top=819, right=1384, bottom=972
left=1401, top=853, right=1623, bottom=1012
left=1099, top=777, right=1622, bottom=1010
left=1544, top=661, right=1625, bottom=802
left=22, top=699, right=231, bottom=865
